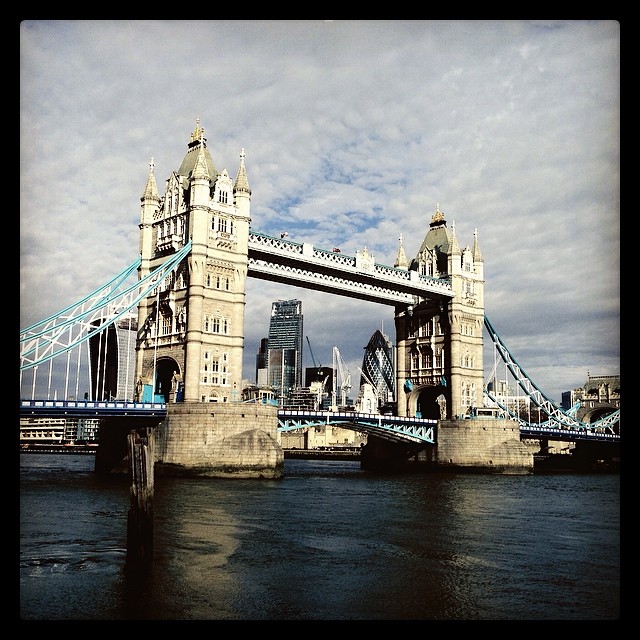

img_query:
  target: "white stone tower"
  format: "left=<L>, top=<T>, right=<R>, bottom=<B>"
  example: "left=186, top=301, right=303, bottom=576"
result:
left=394, top=205, right=485, bottom=419
left=136, top=119, right=252, bottom=404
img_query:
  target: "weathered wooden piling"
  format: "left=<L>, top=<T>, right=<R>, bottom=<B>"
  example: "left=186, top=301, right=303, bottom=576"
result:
left=126, top=428, right=155, bottom=566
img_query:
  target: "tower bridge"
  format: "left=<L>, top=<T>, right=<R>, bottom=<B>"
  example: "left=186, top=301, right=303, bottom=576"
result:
left=20, top=119, right=620, bottom=476
left=247, top=231, right=454, bottom=305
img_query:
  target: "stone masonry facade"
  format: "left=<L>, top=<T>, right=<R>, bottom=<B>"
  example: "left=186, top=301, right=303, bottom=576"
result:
left=154, top=402, right=283, bottom=478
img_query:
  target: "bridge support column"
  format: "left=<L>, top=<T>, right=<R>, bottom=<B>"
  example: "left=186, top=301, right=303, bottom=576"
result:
left=432, top=418, right=534, bottom=474
left=95, top=416, right=164, bottom=475
left=154, top=402, right=284, bottom=478
left=360, top=434, right=428, bottom=472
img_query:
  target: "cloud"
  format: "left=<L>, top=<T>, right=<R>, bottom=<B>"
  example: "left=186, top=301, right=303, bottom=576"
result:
left=20, top=20, right=620, bottom=402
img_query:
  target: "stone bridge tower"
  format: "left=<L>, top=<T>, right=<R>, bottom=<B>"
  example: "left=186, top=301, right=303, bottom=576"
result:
left=394, top=205, right=485, bottom=420
left=136, top=119, right=251, bottom=404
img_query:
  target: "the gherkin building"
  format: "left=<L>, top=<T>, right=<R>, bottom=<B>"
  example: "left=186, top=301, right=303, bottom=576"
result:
left=360, top=330, right=395, bottom=408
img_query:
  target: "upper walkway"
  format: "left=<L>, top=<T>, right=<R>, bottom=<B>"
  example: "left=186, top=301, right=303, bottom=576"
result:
left=247, top=232, right=454, bottom=305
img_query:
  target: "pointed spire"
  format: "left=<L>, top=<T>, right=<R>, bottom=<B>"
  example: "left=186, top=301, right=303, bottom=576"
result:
left=449, top=219, right=461, bottom=255
left=190, top=116, right=205, bottom=144
left=178, top=118, right=216, bottom=177
left=234, top=147, right=251, bottom=194
left=394, top=233, right=409, bottom=269
left=472, top=227, right=484, bottom=262
left=142, top=157, right=160, bottom=201
left=192, top=140, right=210, bottom=181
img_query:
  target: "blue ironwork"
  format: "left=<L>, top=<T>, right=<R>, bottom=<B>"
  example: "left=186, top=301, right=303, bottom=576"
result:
left=20, top=242, right=192, bottom=371
left=278, top=410, right=436, bottom=444
left=484, top=315, right=620, bottom=433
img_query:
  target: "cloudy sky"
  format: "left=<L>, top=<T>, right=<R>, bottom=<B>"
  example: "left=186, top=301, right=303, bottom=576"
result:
left=20, top=20, right=620, bottom=403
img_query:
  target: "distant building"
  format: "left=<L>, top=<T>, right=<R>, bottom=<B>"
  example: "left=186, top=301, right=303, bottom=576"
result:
left=241, top=382, right=277, bottom=405
left=89, top=313, right=137, bottom=401
left=20, top=416, right=101, bottom=444
left=266, top=299, right=303, bottom=400
left=255, top=337, right=269, bottom=385
left=562, top=373, right=620, bottom=424
left=356, top=329, right=395, bottom=412
left=305, top=366, right=334, bottom=399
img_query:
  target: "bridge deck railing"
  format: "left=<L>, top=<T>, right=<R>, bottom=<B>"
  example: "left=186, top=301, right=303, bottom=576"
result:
left=20, top=399, right=167, bottom=414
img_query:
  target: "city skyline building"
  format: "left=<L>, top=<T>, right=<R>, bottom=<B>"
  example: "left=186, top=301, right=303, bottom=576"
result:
left=359, top=329, right=395, bottom=411
left=88, top=313, right=138, bottom=401
left=266, top=299, right=303, bottom=399
left=255, top=337, right=269, bottom=386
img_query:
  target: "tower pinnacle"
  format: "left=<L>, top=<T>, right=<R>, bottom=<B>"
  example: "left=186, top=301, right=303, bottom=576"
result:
left=190, top=117, right=205, bottom=144
left=234, top=147, right=251, bottom=194
left=394, top=233, right=409, bottom=269
left=141, top=156, right=159, bottom=201
left=431, top=203, right=445, bottom=225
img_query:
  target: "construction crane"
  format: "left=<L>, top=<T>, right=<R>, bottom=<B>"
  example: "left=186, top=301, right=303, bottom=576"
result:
left=331, top=346, right=352, bottom=410
left=306, top=336, right=323, bottom=374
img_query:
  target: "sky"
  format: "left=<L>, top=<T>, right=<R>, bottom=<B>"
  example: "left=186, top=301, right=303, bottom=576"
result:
left=20, top=20, right=620, bottom=404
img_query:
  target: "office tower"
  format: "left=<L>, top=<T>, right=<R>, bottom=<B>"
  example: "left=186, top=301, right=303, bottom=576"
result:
left=360, top=329, right=395, bottom=409
left=267, top=299, right=303, bottom=399
left=256, top=337, right=269, bottom=385
left=89, top=313, right=138, bottom=400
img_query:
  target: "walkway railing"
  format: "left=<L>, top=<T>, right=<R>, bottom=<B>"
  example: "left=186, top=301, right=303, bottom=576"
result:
left=20, top=399, right=167, bottom=417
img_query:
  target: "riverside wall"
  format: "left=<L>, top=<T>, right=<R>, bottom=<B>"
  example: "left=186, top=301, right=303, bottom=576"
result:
left=154, top=402, right=284, bottom=479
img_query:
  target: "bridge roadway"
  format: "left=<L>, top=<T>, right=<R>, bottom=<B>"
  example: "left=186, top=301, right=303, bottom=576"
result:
left=247, top=231, right=454, bottom=305
left=20, top=399, right=168, bottom=418
left=19, top=400, right=621, bottom=445
left=278, top=409, right=436, bottom=444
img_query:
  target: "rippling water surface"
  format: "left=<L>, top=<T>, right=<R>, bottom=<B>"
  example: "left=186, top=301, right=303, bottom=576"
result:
left=19, top=454, right=620, bottom=620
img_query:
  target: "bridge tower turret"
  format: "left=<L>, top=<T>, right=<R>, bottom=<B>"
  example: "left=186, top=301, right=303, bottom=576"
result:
left=394, top=205, right=485, bottom=420
left=135, top=118, right=251, bottom=404
left=137, top=158, right=161, bottom=380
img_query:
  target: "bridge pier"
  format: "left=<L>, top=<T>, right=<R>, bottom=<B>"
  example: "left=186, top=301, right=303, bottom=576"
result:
left=95, top=416, right=164, bottom=474
left=362, top=417, right=534, bottom=474
left=153, top=402, right=284, bottom=478
left=360, top=435, right=428, bottom=472
left=431, top=418, right=534, bottom=473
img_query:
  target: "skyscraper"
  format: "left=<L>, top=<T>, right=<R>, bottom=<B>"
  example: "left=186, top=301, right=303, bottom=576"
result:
left=88, top=313, right=138, bottom=401
left=359, top=329, right=395, bottom=410
left=255, top=337, right=269, bottom=385
left=266, top=299, right=303, bottom=399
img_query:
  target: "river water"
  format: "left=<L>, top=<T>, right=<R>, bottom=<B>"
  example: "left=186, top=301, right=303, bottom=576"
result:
left=19, top=454, right=620, bottom=621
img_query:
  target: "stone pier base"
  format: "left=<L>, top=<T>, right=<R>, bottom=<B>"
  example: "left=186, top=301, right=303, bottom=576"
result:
left=363, top=417, right=534, bottom=474
left=154, top=402, right=284, bottom=479
left=426, top=417, right=534, bottom=474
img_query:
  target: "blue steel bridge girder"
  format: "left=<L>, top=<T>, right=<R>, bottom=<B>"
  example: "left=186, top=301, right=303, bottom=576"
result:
left=483, top=315, right=621, bottom=434
left=277, top=410, right=436, bottom=444
left=247, top=232, right=454, bottom=305
left=20, top=242, right=193, bottom=371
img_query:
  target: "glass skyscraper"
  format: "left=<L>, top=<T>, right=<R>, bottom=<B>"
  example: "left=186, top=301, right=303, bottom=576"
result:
left=360, top=329, right=395, bottom=409
left=88, top=313, right=138, bottom=401
left=266, top=299, right=303, bottom=399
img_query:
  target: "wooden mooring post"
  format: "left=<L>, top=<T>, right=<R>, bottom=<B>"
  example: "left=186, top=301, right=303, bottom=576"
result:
left=126, top=428, right=155, bottom=567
